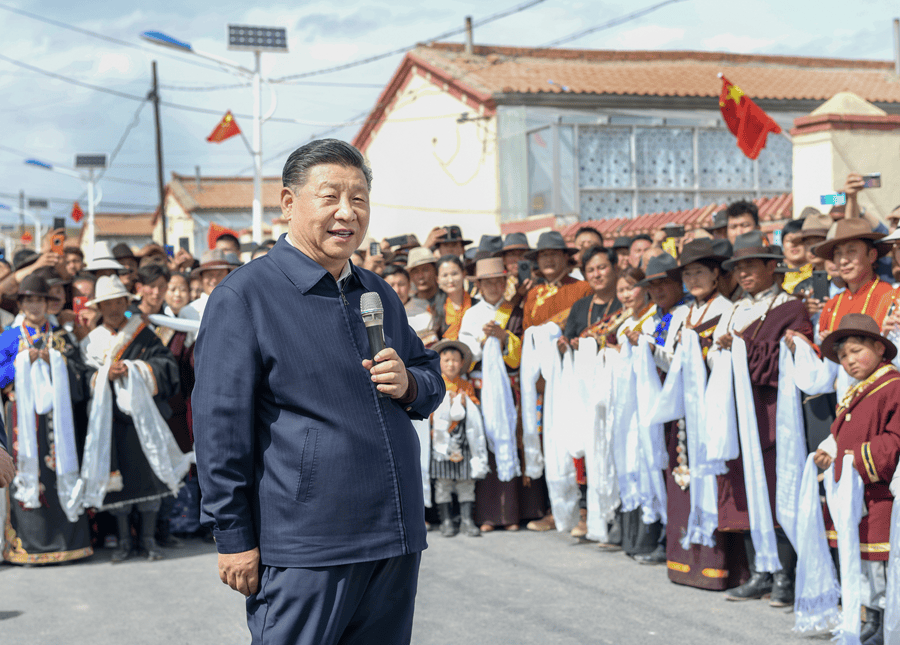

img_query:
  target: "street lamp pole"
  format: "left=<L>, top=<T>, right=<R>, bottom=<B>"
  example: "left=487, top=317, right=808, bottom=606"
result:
left=252, top=50, right=263, bottom=243
left=86, top=168, right=96, bottom=252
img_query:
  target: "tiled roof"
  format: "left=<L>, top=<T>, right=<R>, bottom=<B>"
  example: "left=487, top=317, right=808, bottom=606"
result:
left=169, top=173, right=283, bottom=211
left=410, top=44, right=900, bottom=103
left=560, top=193, right=793, bottom=240
left=90, top=212, right=155, bottom=237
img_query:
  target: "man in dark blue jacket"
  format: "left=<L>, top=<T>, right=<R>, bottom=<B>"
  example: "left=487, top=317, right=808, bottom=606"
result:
left=193, top=139, right=444, bottom=645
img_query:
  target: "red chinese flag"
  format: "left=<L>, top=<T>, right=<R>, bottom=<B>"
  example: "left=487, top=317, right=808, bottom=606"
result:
left=207, top=222, right=240, bottom=250
left=718, top=75, right=782, bottom=160
left=71, top=201, right=84, bottom=223
left=21, top=231, right=33, bottom=244
left=206, top=110, right=241, bottom=144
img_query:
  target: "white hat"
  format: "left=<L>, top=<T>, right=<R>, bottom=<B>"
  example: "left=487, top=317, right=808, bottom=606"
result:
left=84, top=241, right=127, bottom=272
left=87, top=275, right=136, bottom=307
left=880, top=224, right=900, bottom=244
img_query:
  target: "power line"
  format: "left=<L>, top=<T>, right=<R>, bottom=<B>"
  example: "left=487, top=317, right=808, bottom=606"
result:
left=0, top=2, right=230, bottom=75
left=541, top=0, right=688, bottom=47
left=159, top=79, right=386, bottom=91
left=96, top=99, right=148, bottom=184
left=0, top=191, right=154, bottom=210
left=270, top=0, right=549, bottom=83
left=0, top=142, right=155, bottom=186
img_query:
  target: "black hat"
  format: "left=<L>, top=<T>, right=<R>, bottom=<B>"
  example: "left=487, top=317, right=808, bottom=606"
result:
left=524, top=231, right=577, bottom=261
left=721, top=231, right=783, bottom=271
left=711, top=238, right=733, bottom=260
left=612, top=236, right=632, bottom=250
left=17, top=274, right=57, bottom=301
left=112, top=243, right=137, bottom=261
left=13, top=249, right=40, bottom=271
left=672, top=238, right=729, bottom=276
left=705, top=210, right=728, bottom=232
left=33, top=267, right=70, bottom=287
left=473, top=235, right=502, bottom=261
left=636, top=252, right=680, bottom=286
left=431, top=225, right=472, bottom=250
left=494, top=232, right=531, bottom=256
left=821, top=313, right=897, bottom=363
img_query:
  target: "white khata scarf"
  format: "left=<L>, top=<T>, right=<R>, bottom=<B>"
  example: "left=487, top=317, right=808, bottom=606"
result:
left=12, top=326, right=82, bottom=522
left=774, top=338, right=808, bottom=550
left=520, top=325, right=547, bottom=479
left=823, top=456, right=865, bottom=645
left=634, top=335, right=667, bottom=525
left=704, top=347, right=740, bottom=468
left=585, top=345, right=620, bottom=543
left=793, top=453, right=841, bottom=634
left=731, top=336, right=781, bottom=573
left=480, top=336, right=520, bottom=482
left=411, top=418, right=432, bottom=507
left=612, top=340, right=640, bottom=513
left=81, top=319, right=193, bottom=508
left=430, top=390, right=489, bottom=480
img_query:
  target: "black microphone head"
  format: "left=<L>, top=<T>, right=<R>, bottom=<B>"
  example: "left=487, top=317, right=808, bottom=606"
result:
left=360, top=291, right=384, bottom=326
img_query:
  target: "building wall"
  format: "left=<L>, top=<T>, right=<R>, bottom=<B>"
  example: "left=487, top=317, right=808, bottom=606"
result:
left=362, top=73, right=500, bottom=245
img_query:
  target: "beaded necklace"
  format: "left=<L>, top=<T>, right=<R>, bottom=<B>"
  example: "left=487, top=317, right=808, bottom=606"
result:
left=828, top=277, right=881, bottom=333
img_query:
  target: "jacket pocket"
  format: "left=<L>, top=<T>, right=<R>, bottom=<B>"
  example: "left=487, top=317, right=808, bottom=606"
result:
left=294, top=428, right=318, bottom=503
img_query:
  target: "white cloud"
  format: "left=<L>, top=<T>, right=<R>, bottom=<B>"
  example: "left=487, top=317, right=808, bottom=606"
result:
left=97, top=52, right=134, bottom=76
left=702, top=33, right=779, bottom=52
left=609, top=25, right=686, bottom=49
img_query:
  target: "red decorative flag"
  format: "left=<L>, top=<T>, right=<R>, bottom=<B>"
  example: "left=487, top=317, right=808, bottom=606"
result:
left=718, top=75, right=782, bottom=160
left=21, top=231, right=33, bottom=245
left=206, top=110, right=241, bottom=144
left=207, top=222, right=240, bottom=250
left=71, top=201, right=84, bottom=223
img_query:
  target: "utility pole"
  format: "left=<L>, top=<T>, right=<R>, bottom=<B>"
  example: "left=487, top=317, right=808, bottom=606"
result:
left=149, top=60, right=167, bottom=246
left=18, top=190, right=24, bottom=237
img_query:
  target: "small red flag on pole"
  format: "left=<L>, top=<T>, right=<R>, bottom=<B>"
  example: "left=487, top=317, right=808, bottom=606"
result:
left=207, top=222, right=240, bottom=250
left=71, top=201, right=84, bottom=223
left=718, top=74, right=782, bottom=160
left=21, top=231, right=33, bottom=245
left=207, top=110, right=242, bottom=144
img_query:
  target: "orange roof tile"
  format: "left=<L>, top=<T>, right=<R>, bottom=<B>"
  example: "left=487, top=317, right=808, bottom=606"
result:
left=169, top=173, right=283, bottom=211
left=560, top=193, right=792, bottom=240
left=90, top=212, right=155, bottom=237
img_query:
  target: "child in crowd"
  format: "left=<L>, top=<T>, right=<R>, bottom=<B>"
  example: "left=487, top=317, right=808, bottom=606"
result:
left=815, top=314, right=900, bottom=645
left=430, top=340, right=488, bottom=538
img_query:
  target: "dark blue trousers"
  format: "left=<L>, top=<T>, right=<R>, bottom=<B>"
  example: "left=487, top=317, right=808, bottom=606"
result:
left=246, top=552, right=421, bottom=645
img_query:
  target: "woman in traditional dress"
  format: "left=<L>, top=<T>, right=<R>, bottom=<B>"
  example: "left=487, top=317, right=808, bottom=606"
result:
left=436, top=255, right=478, bottom=340
left=1, top=275, right=93, bottom=565
left=614, top=267, right=653, bottom=346
left=660, top=239, right=747, bottom=590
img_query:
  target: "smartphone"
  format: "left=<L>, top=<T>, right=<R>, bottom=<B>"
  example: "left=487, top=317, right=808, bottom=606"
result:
left=663, top=224, right=685, bottom=238
left=73, top=296, right=88, bottom=315
left=820, top=193, right=847, bottom=206
left=164, top=244, right=174, bottom=258
left=385, top=235, right=409, bottom=248
left=53, top=217, right=66, bottom=231
left=369, top=241, right=381, bottom=257
left=178, top=237, right=190, bottom=252
left=50, top=232, right=65, bottom=255
left=862, top=173, right=882, bottom=189
left=811, top=270, right=830, bottom=301
left=517, top=260, right=533, bottom=284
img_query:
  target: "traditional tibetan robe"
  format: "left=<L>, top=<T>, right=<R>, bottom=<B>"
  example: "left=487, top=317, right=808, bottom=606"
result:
left=523, top=276, right=592, bottom=331
left=819, top=277, right=894, bottom=337
left=1, top=322, right=93, bottom=565
left=713, top=289, right=815, bottom=532
left=80, top=317, right=182, bottom=511
left=825, top=364, right=900, bottom=561
left=439, top=292, right=477, bottom=341
left=563, top=295, right=622, bottom=341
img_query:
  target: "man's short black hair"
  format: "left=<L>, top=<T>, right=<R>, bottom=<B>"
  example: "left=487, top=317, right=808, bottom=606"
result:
left=782, top=218, right=804, bottom=238
left=630, top=234, right=652, bottom=245
left=283, top=139, right=372, bottom=191
left=581, top=245, right=617, bottom=269
left=136, top=263, right=170, bottom=286
left=574, top=226, right=603, bottom=243
left=216, top=233, right=240, bottom=247
left=63, top=246, right=83, bottom=259
left=382, top=264, right=409, bottom=281
left=726, top=200, right=760, bottom=226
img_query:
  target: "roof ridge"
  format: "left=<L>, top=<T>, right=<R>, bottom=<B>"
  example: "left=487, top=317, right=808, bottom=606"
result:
left=417, top=42, right=893, bottom=71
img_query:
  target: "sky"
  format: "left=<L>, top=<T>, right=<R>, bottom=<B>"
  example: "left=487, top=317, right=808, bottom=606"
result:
left=0, top=0, right=897, bottom=226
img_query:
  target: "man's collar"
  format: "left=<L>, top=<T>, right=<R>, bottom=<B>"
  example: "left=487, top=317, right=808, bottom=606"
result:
left=270, top=234, right=375, bottom=294
left=746, top=282, right=779, bottom=302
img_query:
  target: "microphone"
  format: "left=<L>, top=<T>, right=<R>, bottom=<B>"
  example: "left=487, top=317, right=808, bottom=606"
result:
left=360, top=291, right=389, bottom=399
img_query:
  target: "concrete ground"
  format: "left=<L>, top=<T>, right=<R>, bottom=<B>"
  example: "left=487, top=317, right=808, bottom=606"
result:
left=1, top=527, right=822, bottom=644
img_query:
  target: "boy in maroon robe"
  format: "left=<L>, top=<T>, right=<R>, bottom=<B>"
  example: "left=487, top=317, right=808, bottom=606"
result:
left=816, top=314, right=900, bottom=645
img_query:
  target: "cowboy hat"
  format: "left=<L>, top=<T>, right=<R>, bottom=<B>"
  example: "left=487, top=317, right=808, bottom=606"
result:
left=636, top=252, right=680, bottom=286
left=811, top=219, right=890, bottom=260
left=524, top=231, right=577, bottom=262
left=721, top=231, right=783, bottom=271
left=473, top=257, right=507, bottom=280
left=84, top=241, right=127, bottom=272
left=821, top=313, right=897, bottom=363
left=405, top=247, right=438, bottom=271
left=431, top=338, right=473, bottom=368
left=87, top=275, right=137, bottom=307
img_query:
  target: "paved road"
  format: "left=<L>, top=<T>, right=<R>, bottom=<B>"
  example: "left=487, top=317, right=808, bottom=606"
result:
left=1, top=528, right=818, bottom=644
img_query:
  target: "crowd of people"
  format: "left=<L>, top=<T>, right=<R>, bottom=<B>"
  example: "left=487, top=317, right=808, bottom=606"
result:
left=1, top=167, right=899, bottom=643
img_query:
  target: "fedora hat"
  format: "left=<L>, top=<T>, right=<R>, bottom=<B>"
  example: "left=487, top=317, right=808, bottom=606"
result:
left=431, top=338, right=473, bottom=369
left=193, top=249, right=233, bottom=276
left=405, top=247, right=437, bottom=271
left=880, top=224, right=900, bottom=244
left=474, top=257, right=507, bottom=280
left=431, top=225, right=472, bottom=250
left=676, top=238, right=729, bottom=269
left=705, top=209, right=728, bottom=232
left=811, top=219, right=890, bottom=260
left=612, top=236, right=632, bottom=250
left=798, top=209, right=833, bottom=240
left=84, top=241, right=127, bottom=272
left=17, top=274, right=58, bottom=301
left=820, top=313, right=897, bottom=363
left=636, top=252, right=680, bottom=286
left=473, top=235, right=503, bottom=262
left=721, top=231, right=783, bottom=271
left=495, top=232, right=531, bottom=255
left=87, top=275, right=137, bottom=308
left=524, top=231, right=577, bottom=261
